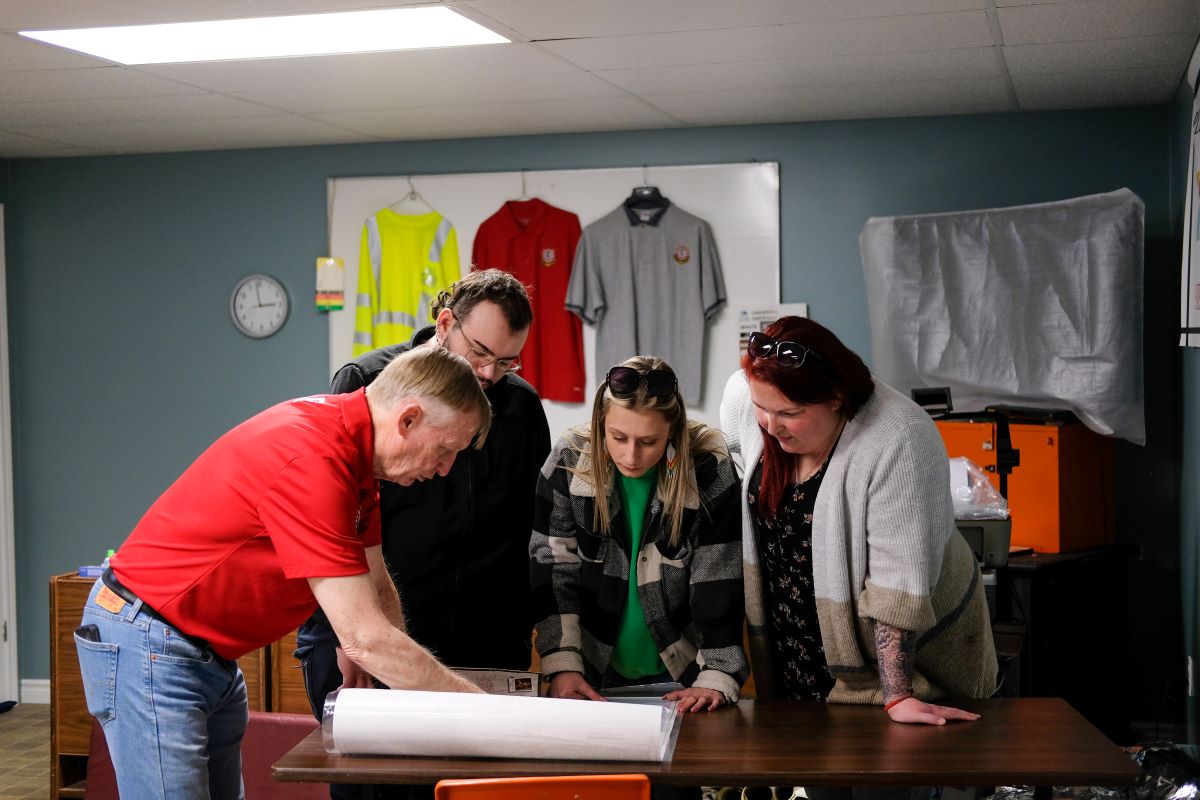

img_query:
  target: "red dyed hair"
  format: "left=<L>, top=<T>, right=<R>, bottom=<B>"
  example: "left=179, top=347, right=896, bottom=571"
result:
left=741, top=316, right=874, bottom=519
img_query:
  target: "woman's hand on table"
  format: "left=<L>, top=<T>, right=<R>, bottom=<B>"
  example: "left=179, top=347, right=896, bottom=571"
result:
left=663, top=686, right=726, bottom=713
left=550, top=671, right=606, bottom=701
left=885, top=696, right=980, bottom=725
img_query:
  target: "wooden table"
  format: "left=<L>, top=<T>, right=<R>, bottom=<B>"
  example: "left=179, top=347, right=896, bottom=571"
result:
left=272, top=698, right=1140, bottom=790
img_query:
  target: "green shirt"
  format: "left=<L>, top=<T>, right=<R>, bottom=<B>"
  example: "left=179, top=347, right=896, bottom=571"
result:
left=609, top=467, right=666, bottom=679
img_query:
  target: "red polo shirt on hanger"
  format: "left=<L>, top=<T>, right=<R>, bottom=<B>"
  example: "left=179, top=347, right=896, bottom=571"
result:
left=472, top=198, right=585, bottom=402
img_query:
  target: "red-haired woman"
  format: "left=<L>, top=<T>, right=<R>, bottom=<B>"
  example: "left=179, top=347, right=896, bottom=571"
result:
left=720, top=316, right=996, bottom=733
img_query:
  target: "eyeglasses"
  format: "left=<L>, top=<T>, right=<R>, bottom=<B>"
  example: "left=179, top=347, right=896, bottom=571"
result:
left=453, top=324, right=522, bottom=372
left=605, top=366, right=678, bottom=400
left=747, top=331, right=819, bottom=369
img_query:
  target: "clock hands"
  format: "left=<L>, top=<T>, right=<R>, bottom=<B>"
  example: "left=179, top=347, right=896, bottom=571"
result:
left=253, top=283, right=281, bottom=308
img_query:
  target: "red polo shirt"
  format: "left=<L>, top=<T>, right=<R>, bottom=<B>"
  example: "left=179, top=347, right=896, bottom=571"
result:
left=111, top=390, right=381, bottom=659
left=472, top=198, right=585, bottom=402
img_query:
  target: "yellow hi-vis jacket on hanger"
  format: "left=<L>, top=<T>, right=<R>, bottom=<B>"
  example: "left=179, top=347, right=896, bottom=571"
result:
left=353, top=208, right=461, bottom=356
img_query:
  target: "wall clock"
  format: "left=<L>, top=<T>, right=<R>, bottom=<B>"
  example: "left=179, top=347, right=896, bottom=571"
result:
left=230, top=274, right=289, bottom=339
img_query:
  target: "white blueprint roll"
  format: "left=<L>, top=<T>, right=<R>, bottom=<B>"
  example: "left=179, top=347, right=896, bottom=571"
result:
left=322, top=688, right=680, bottom=762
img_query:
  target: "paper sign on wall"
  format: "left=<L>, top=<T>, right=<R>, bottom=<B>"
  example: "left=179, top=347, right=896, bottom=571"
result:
left=316, top=257, right=345, bottom=311
left=736, top=302, right=809, bottom=352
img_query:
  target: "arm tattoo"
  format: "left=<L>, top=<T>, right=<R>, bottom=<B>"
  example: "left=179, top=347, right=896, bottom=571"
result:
left=874, top=620, right=915, bottom=704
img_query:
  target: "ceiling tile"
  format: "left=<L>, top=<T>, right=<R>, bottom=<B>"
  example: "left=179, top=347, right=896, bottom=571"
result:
left=539, top=11, right=995, bottom=71
left=0, top=93, right=284, bottom=128
left=998, top=0, right=1200, bottom=45
left=0, top=0, right=1193, bottom=157
left=314, top=96, right=681, bottom=140
left=1004, top=33, right=1196, bottom=75
left=0, top=66, right=204, bottom=103
left=1013, top=66, right=1183, bottom=109
left=466, top=0, right=987, bottom=39
left=597, top=48, right=1001, bottom=95
left=0, top=127, right=106, bottom=157
left=232, top=71, right=625, bottom=114
left=11, top=113, right=376, bottom=153
left=646, top=76, right=1013, bottom=124
left=133, top=43, right=575, bottom=94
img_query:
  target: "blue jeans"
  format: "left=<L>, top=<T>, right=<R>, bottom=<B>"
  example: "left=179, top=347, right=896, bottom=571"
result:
left=75, top=578, right=249, bottom=800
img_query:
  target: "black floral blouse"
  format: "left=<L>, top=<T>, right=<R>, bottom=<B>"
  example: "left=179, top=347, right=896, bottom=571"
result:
left=748, top=458, right=836, bottom=701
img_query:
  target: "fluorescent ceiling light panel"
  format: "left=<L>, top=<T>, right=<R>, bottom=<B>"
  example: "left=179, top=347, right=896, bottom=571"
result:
left=19, top=7, right=508, bottom=65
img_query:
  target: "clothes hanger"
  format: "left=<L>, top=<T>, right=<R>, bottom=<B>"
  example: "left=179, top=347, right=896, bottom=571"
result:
left=514, top=168, right=533, bottom=202
left=625, top=165, right=668, bottom=210
left=388, top=176, right=434, bottom=214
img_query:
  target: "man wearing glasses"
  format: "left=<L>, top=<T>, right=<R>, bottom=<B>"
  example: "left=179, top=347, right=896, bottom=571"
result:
left=297, top=270, right=551, bottom=798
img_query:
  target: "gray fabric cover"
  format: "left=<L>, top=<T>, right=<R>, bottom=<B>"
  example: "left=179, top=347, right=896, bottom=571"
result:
left=860, top=188, right=1145, bottom=444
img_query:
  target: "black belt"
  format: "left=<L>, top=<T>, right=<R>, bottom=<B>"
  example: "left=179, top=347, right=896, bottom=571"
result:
left=101, top=567, right=212, bottom=652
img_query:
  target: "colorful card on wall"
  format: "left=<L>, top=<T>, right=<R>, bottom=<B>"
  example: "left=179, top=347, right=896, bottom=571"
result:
left=316, top=256, right=345, bottom=311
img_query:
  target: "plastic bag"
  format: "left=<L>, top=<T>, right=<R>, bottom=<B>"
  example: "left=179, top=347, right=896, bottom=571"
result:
left=976, top=742, right=1197, bottom=800
left=948, top=457, right=1010, bottom=520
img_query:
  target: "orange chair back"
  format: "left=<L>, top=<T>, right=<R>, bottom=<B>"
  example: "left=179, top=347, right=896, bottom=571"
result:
left=434, top=774, right=652, bottom=800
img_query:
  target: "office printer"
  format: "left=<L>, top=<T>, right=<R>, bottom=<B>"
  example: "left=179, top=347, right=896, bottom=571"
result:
left=955, top=518, right=1012, bottom=569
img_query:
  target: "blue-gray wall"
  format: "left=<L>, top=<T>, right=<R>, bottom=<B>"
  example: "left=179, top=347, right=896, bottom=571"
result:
left=6, top=108, right=1178, bottom=701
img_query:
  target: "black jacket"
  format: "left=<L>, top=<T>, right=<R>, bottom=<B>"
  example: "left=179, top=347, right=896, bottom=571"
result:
left=317, top=327, right=550, bottom=669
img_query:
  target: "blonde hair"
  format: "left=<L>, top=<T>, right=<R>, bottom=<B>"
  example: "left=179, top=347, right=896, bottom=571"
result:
left=572, top=356, right=727, bottom=548
left=367, top=345, right=492, bottom=447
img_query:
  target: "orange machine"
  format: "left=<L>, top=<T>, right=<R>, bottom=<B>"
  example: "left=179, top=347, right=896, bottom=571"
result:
left=935, top=418, right=1114, bottom=553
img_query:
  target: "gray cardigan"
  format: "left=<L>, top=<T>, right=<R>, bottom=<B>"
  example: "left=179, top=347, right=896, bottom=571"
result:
left=720, top=370, right=997, bottom=703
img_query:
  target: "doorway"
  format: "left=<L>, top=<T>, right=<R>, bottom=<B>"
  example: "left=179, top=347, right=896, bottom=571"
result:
left=0, top=204, right=17, bottom=702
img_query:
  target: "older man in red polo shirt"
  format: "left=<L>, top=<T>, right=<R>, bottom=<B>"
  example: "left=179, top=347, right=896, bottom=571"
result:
left=74, top=345, right=490, bottom=800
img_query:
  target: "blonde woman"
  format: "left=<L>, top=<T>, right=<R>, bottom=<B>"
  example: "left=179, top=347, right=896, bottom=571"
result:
left=529, top=356, right=747, bottom=713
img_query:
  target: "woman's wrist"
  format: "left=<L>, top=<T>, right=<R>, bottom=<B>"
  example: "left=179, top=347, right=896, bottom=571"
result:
left=883, top=694, right=912, bottom=712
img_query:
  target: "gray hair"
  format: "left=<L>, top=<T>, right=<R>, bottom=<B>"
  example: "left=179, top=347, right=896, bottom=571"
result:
left=367, top=345, right=491, bottom=446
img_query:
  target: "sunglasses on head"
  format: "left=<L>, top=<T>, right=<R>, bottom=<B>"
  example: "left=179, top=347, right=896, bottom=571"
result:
left=747, top=331, right=820, bottom=369
left=605, top=366, right=678, bottom=400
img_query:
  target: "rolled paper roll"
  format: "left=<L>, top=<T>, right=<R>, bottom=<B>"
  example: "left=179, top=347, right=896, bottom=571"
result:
left=322, top=688, right=682, bottom=762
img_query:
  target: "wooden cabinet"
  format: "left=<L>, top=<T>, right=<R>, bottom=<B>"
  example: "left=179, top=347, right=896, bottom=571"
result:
left=242, top=646, right=267, bottom=712
left=935, top=419, right=1114, bottom=553
left=50, top=574, right=94, bottom=799
left=995, top=547, right=1133, bottom=743
left=49, top=573, right=293, bottom=800
left=270, top=630, right=311, bottom=715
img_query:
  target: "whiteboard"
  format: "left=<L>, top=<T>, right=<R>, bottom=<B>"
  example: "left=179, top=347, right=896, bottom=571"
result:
left=327, top=163, right=780, bottom=441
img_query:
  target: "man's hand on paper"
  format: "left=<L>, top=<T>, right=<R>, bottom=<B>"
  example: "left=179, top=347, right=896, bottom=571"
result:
left=663, top=686, right=725, bottom=713
left=335, top=646, right=375, bottom=689
left=550, top=671, right=606, bottom=701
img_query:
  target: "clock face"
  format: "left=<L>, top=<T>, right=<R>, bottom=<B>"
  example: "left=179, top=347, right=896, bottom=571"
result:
left=230, top=274, right=289, bottom=339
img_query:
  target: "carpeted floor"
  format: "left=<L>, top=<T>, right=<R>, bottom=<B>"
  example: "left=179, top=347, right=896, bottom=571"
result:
left=0, top=703, right=49, bottom=799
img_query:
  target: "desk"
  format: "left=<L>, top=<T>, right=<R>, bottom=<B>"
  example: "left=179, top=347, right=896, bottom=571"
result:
left=273, top=699, right=1139, bottom=789
left=996, top=547, right=1132, bottom=741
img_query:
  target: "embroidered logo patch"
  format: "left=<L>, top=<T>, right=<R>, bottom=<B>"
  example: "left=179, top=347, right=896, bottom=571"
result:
left=541, top=248, right=557, bottom=268
left=673, top=245, right=690, bottom=265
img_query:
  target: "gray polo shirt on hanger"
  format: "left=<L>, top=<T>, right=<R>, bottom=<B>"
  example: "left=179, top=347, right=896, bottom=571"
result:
left=566, top=201, right=726, bottom=405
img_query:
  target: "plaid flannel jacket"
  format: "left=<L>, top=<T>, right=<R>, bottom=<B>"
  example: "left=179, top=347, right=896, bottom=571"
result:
left=529, top=429, right=748, bottom=702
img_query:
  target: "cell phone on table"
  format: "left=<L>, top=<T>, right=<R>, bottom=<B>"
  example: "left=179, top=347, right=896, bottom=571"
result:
left=75, top=624, right=100, bottom=642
